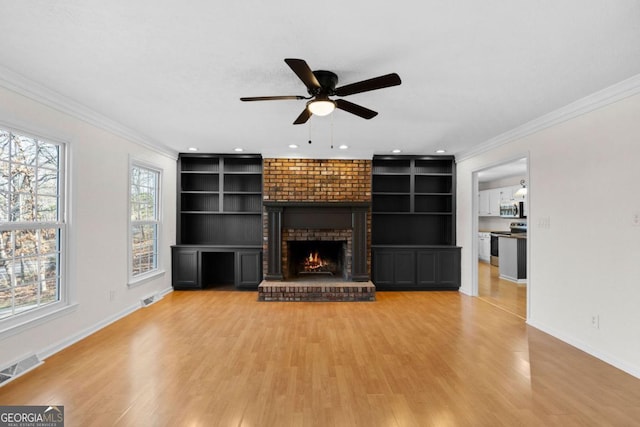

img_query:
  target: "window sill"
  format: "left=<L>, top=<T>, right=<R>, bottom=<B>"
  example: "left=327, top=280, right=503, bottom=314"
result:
left=0, top=302, right=79, bottom=340
left=128, top=269, right=166, bottom=288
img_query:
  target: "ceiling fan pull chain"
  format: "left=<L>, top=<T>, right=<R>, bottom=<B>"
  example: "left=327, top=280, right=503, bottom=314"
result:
left=330, top=113, right=334, bottom=149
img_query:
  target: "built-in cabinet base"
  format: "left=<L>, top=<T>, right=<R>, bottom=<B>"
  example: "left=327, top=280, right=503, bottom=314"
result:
left=372, top=246, right=461, bottom=290
left=172, top=246, right=262, bottom=290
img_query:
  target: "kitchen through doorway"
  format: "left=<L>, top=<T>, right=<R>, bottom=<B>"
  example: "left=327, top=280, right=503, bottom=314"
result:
left=475, top=157, right=528, bottom=319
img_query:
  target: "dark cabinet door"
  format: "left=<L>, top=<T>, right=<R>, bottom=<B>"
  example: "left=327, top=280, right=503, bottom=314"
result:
left=235, top=250, right=262, bottom=289
left=437, top=249, right=460, bottom=288
left=373, top=247, right=460, bottom=290
left=417, top=251, right=437, bottom=286
left=373, top=249, right=417, bottom=288
left=394, top=251, right=416, bottom=286
left=172, top=247, right=200, bottom=289
left=373, top=250, right=395, bottom=286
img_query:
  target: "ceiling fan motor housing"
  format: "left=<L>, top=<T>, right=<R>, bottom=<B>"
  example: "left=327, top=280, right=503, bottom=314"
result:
left=311, top=70, right=338, bottom=96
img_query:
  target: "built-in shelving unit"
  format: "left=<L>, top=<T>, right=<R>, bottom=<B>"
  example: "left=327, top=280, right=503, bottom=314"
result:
left=371, top=155, right=460, bottom=290
left=172, top=154, right=263, bottom=289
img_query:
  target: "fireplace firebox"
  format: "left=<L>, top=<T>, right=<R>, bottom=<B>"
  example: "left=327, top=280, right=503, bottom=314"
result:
left=287, top=240, right=347, bottom=281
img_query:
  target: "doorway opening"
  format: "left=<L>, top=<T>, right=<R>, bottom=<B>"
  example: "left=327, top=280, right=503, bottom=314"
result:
left=474, top=157, right=529, bottom=319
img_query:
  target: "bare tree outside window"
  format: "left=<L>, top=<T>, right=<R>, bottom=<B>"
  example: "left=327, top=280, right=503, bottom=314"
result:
left=0, top=130, right=63, bottom=320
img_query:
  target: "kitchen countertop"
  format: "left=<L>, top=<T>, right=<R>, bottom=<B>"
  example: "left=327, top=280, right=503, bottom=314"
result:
left=497, top=233, right=527, bottom=239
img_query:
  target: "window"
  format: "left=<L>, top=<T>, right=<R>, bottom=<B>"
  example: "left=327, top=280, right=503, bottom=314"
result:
left=129, top=163, right=161, bottom=281
left=0, top=128, right=65, bottom=322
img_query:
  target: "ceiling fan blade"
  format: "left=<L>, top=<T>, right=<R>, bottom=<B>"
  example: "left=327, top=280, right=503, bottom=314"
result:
left=240, top=95, right=306, bottom=101
left=293, top=108, right=312, bottom=125
left=334, top=73, right=401, bottom=97
left=285, top=58, right=321, bottom=90
left=335, top=99, right=378, bottom=119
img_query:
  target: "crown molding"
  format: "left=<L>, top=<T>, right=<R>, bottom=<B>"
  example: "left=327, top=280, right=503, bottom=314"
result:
left=0, top=65, right=178, bottom=160
left=457, top=73, right=640, bottom=161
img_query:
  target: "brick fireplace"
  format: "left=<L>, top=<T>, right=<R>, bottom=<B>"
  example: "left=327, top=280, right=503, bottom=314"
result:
left=259, top=159, right=374, bottom=301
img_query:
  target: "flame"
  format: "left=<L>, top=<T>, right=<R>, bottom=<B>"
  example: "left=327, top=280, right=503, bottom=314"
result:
left=304, top=251, right=327, bottom=271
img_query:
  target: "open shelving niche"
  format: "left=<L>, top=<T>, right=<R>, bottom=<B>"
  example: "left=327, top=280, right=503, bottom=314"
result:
left=173, top=154, right=263, bottom=289
left=371, top=155, right=460, bottom=289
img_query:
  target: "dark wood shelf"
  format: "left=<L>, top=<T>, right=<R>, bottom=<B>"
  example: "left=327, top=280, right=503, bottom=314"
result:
left=175, top=154, right=264, bottom=289
left=371, top=155, right=459, bottom=289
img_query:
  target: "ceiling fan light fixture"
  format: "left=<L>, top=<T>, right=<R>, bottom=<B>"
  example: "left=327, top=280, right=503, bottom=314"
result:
left=307, top=99, right=336, bottom=116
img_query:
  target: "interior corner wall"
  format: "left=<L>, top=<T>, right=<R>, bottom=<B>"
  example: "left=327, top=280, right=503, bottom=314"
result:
left=456, top=93, right=640, bottom=378
left=0, top=86, right=177, bottom=368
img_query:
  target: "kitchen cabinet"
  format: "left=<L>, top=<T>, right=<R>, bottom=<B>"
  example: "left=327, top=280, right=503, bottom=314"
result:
left=479, top=188, right=500, bottom=216
left=478, top=232, right=491, bottom=262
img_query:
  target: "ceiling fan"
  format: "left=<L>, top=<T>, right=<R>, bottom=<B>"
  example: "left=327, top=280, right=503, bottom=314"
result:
left=240, top=58, right=401, bottom=124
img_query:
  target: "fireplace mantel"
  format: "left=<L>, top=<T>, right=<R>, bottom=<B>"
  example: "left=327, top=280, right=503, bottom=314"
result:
left=264, top=202, right=370, bottom=282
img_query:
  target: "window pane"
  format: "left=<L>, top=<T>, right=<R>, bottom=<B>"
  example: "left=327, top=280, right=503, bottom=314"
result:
left=15, top=257, right=39, bottom=286
left=0, top=193, right=8, bottom=223
left=37, top=169, right=58, bottom=195
left=0, top=262, right=10, bottom=289
left=0, top=131, right=9, bottom=161
left=37, top=195, right=59, bottom=221
left=11, top=165, right=36, bottom=194
left=132, top=223, right=157, bottom=275
left=40, top=228, right=60, bottom=254
left=15, top=229, right=37, bottom=256
left=43, top=253, right=59, bottom=280
left=12, top=193, right=36, bottom=222
left=0, top=160, right=9, bottom=191
left=12, top=135, right=38, bottom=166
left=38, top=143, right=59, bottom=170
left=0, top=284, right=12, bottom=319
left=15, top=282, right=38, bottom=312
left=1, top=230, right=14, bottom=259
left=40, top=278, right=58, bottom=306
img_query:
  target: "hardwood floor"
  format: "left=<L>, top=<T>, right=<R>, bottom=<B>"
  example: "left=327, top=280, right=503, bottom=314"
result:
left=478, top=261, right=527, bottom=319
left=2, top=289, right=640, bottom=426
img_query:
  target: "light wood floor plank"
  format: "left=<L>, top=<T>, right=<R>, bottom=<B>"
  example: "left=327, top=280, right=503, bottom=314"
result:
left=478, top=261, right=527, bottom=318
left=1, top=289, right=639, bottom=426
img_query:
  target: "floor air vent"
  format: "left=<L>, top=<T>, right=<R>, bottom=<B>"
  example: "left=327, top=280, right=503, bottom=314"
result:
left=0, top=354, right=42, bottom=386
left=141, top=293, right=162, bottom=308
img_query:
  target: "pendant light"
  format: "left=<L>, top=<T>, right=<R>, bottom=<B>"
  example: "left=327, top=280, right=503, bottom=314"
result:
left=514, top=179, right=527, bottom=198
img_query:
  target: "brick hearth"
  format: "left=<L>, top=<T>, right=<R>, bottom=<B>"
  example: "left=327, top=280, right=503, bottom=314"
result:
left=258, top=281, right=376, bottom=302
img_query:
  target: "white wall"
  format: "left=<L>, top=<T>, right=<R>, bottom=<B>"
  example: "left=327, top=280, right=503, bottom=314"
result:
left=0, top=85, right=177, bottom=368
left=457, top=93, right=640, bottom=378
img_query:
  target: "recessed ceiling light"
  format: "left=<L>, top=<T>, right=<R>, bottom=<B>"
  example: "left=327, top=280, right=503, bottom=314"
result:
left=436, top=149, right=446, bottom=154
left=188, top=147, right=198, bottom=152
left=289, top=144, right=298, bottom=149
left=392, top=149, right=401, bottom=153
left=339, top=144, right=348, bottom=150
left=234, top=147, right=244, bottom=152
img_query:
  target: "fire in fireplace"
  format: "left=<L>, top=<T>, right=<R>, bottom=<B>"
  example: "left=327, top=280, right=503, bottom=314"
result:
left=303, top=251, right=331, bottom=274
left=287, top=241, right=346, bottom=281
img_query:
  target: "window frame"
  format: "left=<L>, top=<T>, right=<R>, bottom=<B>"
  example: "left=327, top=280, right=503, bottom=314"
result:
left=0, top=125, right=71, bottom=337
left=128, top=159, right=163, bottom=286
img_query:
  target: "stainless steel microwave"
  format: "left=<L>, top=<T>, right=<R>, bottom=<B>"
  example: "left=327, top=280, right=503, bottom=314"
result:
left=500, top=201, right=526, bottom=218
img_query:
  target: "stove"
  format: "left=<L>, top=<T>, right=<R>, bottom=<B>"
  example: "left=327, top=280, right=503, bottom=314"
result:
left=509, top=222, right=527, bottom=234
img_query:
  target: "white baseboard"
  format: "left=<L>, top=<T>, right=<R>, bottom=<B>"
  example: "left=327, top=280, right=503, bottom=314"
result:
left=37, top=286, right=173, bottom=361
left=526, top=318, right=640, bottom=380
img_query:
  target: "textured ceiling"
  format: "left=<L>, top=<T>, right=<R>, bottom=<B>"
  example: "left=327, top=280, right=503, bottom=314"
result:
left=1, top=1, right=639, bottom=160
